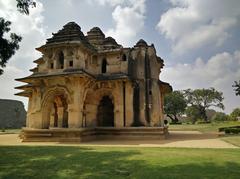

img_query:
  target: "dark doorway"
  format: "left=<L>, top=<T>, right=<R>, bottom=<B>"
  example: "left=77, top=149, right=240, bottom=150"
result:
left=58, top=51, right=64, bottom=69
left=97, top=96, right=114, bottom=127
left=51, top=95, right=68, bottom=128
left=102, top=58, right=107, bottom=73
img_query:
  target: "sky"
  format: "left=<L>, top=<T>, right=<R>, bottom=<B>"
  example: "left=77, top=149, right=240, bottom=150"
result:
left=0, top=0, right=239, bottom=113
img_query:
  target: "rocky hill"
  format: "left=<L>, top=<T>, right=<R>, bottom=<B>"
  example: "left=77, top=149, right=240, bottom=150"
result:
left=0, top=99, right=26, bottom=129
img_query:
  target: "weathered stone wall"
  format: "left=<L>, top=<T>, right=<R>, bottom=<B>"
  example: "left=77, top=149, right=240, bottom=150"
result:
left=16, top=22, right=172, bottom=130
left=0, top=99, right=26, bottom=128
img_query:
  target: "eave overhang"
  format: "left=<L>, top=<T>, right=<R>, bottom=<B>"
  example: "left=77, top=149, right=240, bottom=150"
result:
left=158, top=80, right=172, bottom=94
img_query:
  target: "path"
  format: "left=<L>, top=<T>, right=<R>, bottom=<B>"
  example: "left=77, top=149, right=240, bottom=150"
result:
left=0, top=131, right=238, bottom=148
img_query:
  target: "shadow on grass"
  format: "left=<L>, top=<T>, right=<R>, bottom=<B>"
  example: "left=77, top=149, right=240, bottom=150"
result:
left=0, top=146, right=240, bottom=179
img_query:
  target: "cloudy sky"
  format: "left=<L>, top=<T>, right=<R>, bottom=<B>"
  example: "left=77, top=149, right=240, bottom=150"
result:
left=0, top=0, right=239, bottom=113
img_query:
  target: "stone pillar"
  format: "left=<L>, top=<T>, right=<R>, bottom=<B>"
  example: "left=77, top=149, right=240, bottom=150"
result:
left=114, top=82, right=124, bottom=127
left=53, top=59, right=57, bottom=69
left=58, top=107, right=64, bottom=127
left=85, top=104, right=98, bottom=127
left=125, top=81, right=134, bottom=126
left=149, top=81, right=161, bottom=126
left=68, top=80, right=85, bottom=128
left=26, top=96, right=33, bottom=128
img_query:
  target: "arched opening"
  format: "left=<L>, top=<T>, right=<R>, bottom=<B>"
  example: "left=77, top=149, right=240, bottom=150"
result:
left=57, top=51, right=64, bottom=69
left=43, top=94, right=68, bottom=128
left=97, top=96, right=114, bottom=127
left=102, top=58, right=107, bottom=73
left=122, top=54, right=127, bottom=61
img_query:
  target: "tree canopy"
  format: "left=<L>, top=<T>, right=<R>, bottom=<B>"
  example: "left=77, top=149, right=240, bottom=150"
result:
left=233, top=80, right=240, bottom=96
left=0, top=18, right=22, bottom=75
left=230, top=108, right=240, bottom=120
left=0, top=0, right=35, bottom=75
left=164, top=91, right=187, bottom=123
left=184, top=88, right=224, bottom=121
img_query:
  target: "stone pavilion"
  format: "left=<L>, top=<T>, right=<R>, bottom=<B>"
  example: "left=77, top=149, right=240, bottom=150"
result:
left=16, top=22, right=172, bottom=142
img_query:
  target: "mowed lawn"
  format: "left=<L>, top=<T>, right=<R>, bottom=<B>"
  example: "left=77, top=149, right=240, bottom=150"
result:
left=169, top=121, right=240, bottom=133
left=169, top=121, right=240, bottom=147
left=0, top=146, right=240, bottom=179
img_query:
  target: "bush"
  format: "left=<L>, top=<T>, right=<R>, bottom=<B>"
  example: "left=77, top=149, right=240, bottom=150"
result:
left=170, top=122, right=182, bottom=125
left=196, top=121, right=211, bottom=124
left=219, top=126, right=240, bottom=134
left=211, top=112, right=229, bottom=121
left=219, top=126, right=240, bottom=132
left=230, top=108, right=240, bottom=120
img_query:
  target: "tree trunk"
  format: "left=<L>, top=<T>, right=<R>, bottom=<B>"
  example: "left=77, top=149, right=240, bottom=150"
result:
left=167, top=114, right=178, bottom=123
left=174, top=114, right=179, bottom=123
left=199, top=107, right=208, bottom=121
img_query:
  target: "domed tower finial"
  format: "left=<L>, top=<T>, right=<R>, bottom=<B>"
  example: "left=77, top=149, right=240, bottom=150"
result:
left=135, top=39, right=148, bottom=47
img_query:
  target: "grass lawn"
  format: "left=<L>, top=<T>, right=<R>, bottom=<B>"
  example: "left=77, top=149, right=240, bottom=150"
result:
left=0, top=146, right=240, bottom=179
left=169, top=121, right=240, bottom=133
left=221, top=136, right=240, bottom=147
left=0, top=129, right=21, bottom=134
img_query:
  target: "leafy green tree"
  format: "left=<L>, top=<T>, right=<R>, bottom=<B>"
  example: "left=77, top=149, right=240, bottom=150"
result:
left=211, top=112, right=229, bottom=121
left=0, top=0, right=35, bottom=75
left=230, top=108, right=240, bottom=120
left=164, top=91, right=187, bottom=123
left=233, top=80, right=240, bottom=96
left=185, top=105, right=200, bottom=124
left=16, top=0, right=36, bottom=15
left=0, top=18, right=22, bottom=74
left=184, top=88, right=224, bottom=122
left=206, top=109, right=217, bottom=121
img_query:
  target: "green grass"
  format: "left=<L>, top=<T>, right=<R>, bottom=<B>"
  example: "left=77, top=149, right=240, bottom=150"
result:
left=0, top=146, right=240, bottom=179
left=221, top=136, right=240, bottom=147
left=169, top=121, right=240, bottom=133
left=0, top=129, right=21, bottom=134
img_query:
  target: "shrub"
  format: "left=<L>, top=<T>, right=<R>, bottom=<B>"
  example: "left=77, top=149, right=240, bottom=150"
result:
left=170, top=122, right=182, bottom=125
left=219, top=126, right=240, bottom=134
left=197, top=121, right=211, bottom=124
left=211, top=112, right=229, bottom=121
left=219, top=126, right=240, bottom=132
left=230, top=108, right=240, bottom=120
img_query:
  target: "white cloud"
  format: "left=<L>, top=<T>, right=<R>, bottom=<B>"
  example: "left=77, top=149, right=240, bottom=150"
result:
left=161, top=50, right=240, bottom=113
left=0, top=0, right=46, bottom=109
left=88, top=0, right=125, bottom=6
left=157, top=0, right=240, bottom=54
left=0, top=65, right=28, bottom=107
left=106, top=0, right=146, bottom=46
left=90, top=0, right=146, bottom=46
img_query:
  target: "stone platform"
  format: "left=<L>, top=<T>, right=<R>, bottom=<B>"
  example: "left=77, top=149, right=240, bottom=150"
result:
left=20, top=127, right=168, bottom=142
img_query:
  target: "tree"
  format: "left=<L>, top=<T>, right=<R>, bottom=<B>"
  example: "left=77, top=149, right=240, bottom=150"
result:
left=164, top=91, right=187, bottom=123
left=185, top=105, right=201, bottom=124
left=206, top=109, right=217, bottom=121
left=0, top=0, right=35, bottom=75
left=184, top=88, right=224, bottom=122
left=211, top=112, right=229, bottom=121
left=0, top=18, right=22, bottom=75
left=230, top=108, right=240, bottom=120
left=16, top=0, right=36, bottom=15
left=233, top=80, right=240, bottom=96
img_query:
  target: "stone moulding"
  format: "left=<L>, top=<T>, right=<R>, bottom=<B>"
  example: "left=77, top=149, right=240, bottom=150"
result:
left=20, top=127, right=168, bottom=142
left=15, top=22, right=172, bottom=142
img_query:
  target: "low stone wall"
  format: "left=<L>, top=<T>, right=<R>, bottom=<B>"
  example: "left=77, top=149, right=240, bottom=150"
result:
left=0, top=99, right=26, bottom=129
left=20, top=127, right=168, bottom=142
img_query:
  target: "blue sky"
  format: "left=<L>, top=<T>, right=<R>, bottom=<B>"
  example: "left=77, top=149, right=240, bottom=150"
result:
left=0, top=0, right=239, bottom=113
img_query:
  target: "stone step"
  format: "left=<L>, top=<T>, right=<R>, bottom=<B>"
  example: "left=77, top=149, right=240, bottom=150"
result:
left=21, top=127, right=168, bottom=142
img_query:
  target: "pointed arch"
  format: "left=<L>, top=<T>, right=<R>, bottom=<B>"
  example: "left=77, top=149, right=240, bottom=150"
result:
left=41, top=86, right=72, bottom=129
